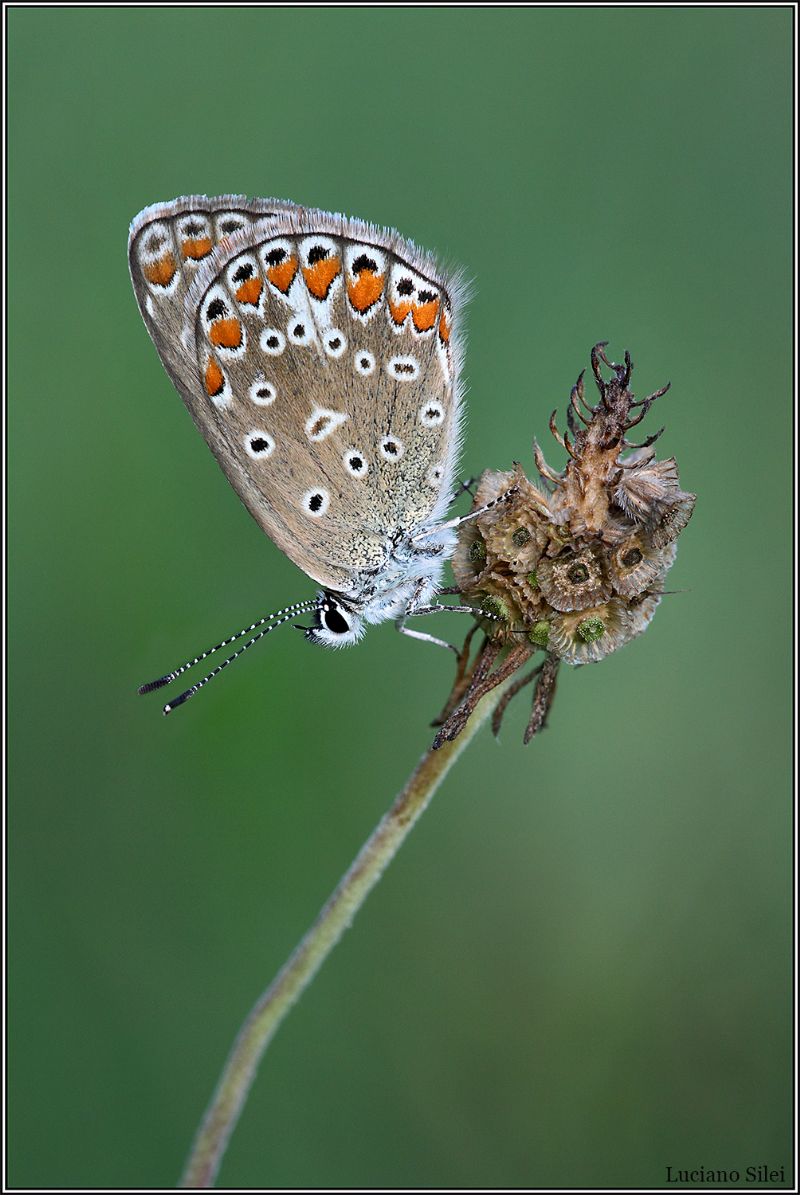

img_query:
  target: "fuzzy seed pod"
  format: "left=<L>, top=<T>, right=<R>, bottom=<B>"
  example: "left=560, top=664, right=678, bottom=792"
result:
left=536, top=543, right=613, bottom=612
left=548, top=598, right=632, bottom=663
left=607, top=536, right=677, bottom=598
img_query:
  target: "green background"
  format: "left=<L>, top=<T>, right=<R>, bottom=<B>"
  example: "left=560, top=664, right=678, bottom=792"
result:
left=9, top=7, right=792, bottom=1190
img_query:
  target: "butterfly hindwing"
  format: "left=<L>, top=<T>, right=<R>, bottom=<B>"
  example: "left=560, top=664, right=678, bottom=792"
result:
left=130, top=197, right=464, bottom=596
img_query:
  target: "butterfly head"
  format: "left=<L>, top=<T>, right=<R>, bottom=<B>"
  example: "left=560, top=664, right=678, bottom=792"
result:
left=302, top=593, right=366, bottom=649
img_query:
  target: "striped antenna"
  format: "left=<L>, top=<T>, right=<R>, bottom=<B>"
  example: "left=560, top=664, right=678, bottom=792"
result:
left=137, top=598, right=320, bottom=714
left=411, top=485, right=520, bottom=545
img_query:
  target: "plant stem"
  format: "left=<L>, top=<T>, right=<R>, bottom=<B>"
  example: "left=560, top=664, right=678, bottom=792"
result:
left=180, top=677, right=513, bottom=1188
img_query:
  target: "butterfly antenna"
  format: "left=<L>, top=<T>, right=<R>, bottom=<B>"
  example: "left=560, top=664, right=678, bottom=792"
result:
left=411, top=485, right=520, bottom=544
left=137, top=599, right=320, bottom=702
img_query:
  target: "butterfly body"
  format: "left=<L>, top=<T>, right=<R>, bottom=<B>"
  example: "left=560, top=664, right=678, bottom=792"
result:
left=129, top=196, right=466, bottom=648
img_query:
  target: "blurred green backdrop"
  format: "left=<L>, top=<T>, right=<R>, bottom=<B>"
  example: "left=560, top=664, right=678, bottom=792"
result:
left=8, top=7, right=792, bottom=1190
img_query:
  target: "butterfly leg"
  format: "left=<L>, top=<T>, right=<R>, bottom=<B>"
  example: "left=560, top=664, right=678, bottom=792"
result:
left=396, top=580, right=465, bottom=655
left=397, top=623, right=460, bottom=654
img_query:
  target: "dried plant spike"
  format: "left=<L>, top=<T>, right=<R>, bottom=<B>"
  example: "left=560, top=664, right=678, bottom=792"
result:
left=491, top=663, right=543, bottom=737
left=570, top=380, right=591, bottom=426
left=524, top=654, right=561, bottom=744
left=533, top=438, right=564, bottom=486
left=630, top=381, right=671, bottom=409
left=549, top=409, right=567, bottom=449
left=432, top=642, right=530, bottom=749
left=590, top=340, right=611, bottom=388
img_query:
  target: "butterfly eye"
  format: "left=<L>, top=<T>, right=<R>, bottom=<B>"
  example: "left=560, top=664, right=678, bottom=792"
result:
left=322, top=603, right=351, bottom=635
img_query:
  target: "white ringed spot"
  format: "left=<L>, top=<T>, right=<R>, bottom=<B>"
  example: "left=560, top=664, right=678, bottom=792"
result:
left=302, top=488, right=330, bottom=518
left=214, top=212, right=248, bottom=239
left=354, top=350, right=376, bottom=376
left=343, top=449, right=369, bottom=478
left=419, top=399, right=445, bottom=427
left=245, top=430, right=275, bottom=460
left=288, top=319, right=313, bottom=347
left=305, top=407, right=349, bottom=442
left=426, top=462, right=444, bottom=487
left=250, top=379, right=277, bottom=406
left=324, top=329, right=347, bottom=358
left=260, top=328, right=286, bottom=355
left=387, top=354, right=420, bottom=382
left=379, top=435, right=405, bottom=462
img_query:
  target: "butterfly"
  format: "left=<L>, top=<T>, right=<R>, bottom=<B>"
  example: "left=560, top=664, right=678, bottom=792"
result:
left=129, top=196, right=506, bottom=712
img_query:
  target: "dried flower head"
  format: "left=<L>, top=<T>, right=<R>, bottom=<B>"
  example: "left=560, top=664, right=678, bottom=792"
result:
left=433, top=343, right=696, bottom=748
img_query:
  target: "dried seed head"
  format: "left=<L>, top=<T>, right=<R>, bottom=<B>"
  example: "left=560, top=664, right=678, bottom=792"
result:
left=435, top=344, right=696, bottom=747
left=450, top=343, right=694, bottom=667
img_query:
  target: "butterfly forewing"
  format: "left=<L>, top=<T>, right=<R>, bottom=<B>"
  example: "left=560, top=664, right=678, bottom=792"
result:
left=129, top=197, right=463, bottom=598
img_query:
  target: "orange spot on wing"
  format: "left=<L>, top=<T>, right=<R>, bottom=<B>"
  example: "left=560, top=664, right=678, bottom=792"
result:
left=235, top=277, right=263, bottom=306
left=209, top=318, right=242, bottom=349
left=182, top=237, right=213, bottom=260
left=266, top=257, right=298, bottom=293
left=389, top=298, right=413, bottom=326
left=439, top=308, right=451, bottom=343
left=347, top=270, right=384, bottom=313
left=205, top=358, right=225, bottom=397
left=303, top=256, right=341, bottom=300
left=412, top=298, right=439, bottom=332
left=143, top=252, right=176, bottom=287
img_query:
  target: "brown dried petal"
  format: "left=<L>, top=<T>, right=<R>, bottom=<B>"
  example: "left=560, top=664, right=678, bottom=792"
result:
left=548, top=598, right=632, bottom=664
left=614, top=456, right=681, bottom=522
left=452, top=519, right=491, bottom=592
left=509, top=570, right=547, bottom=615
left=625, top=589, right=664, bottom=641
left=607, top=536, right=677, bottom=598
left=536, top=543, right=612, bottom=612
left=650, top=492, right=696, bottom=547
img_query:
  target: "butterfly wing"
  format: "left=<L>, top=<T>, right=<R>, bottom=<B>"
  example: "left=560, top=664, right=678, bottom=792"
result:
left=129, top=197, right=464, bottom=597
